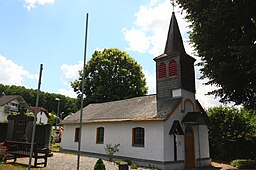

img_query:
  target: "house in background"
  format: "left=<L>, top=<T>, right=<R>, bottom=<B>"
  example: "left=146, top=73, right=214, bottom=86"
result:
left=31, top=107, right=49, bottom=124
left=61, top=11, right=211, bottom=170
left=0, top=94, right=31, bottom=123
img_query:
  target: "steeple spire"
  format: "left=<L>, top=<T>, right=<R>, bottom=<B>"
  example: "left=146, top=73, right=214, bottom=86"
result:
left=164, top=12, right=186, bottom=55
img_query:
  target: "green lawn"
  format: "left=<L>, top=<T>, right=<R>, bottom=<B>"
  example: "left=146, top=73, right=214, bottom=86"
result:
left=0, top=163, right=28, bottom=170
left=51, top=142, right=61, bottom=152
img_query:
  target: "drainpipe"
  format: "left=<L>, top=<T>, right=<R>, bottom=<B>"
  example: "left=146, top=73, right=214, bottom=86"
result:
left=197, top=124, right=201, bottom=167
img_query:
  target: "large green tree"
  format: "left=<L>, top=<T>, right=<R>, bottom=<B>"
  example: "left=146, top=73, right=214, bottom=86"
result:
left=71, top=48, right=148, bottom=105
left=177, top=0, right=256, bottom=109
left=208, top=106, right=256, bottom=161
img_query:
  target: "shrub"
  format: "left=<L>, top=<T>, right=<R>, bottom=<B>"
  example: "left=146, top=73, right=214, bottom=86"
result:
left=123, top=159, right=132, bottom=166
left=94, top=158, right=106, bottom=170
left=208, top=106, right=256, bottom=161
left=231, top=159, right=256, bottom=169
left=114, top=160, right=122, bottom=165
left=0, top=143, right=8, bottom=162
left=104, top=143, right=120, bottom=162
left=131, top=162, right=139, bottom=169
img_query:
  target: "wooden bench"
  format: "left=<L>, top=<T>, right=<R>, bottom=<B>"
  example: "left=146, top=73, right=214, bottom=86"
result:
left=3, top=140, right=49, bottom=167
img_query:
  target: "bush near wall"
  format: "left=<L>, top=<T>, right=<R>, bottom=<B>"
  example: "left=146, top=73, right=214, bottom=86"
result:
left=231, top=160, right=256, bottom=169
left=208, top=106, right=256, bottom=161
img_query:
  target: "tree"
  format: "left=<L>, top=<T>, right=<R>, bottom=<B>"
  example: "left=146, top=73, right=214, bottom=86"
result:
left=71, top=48, right=148, bottom=105
left=0, top=83, right=79, bottom=118
left=207, top=106, right=256, bottom=161
left=177, top=0, right=256, bottom=109
left=94, top=158, right=106, bottom=170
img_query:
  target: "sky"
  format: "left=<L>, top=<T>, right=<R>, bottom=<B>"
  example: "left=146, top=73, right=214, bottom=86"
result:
left=0, top=0, right=222, bottom=109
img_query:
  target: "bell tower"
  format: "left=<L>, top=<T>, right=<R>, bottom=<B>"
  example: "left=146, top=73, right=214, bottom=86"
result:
left=154, top=12, right=196, bottom=103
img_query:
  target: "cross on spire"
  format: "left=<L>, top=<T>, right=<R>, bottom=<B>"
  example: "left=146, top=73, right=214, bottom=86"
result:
left=170, top=0, right=175, bottom=12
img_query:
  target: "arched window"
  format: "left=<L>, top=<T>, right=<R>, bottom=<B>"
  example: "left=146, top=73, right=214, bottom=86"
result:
left=158, top=63, right=166, bottom=79
left=169, top=60, right=177, bottom=77
left=96, top=127, right=104, bottom=144
left=184, top=98, right=194, bottom=112
left=132, top=127, right=144, bottom=147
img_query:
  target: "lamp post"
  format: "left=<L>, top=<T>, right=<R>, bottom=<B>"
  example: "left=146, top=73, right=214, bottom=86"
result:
left=55, top=98, right=60, bottom=130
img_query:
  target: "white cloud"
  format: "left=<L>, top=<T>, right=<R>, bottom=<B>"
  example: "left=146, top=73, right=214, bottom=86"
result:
left=58, top=88, right=77, bottom=98
left=60, top=61, right=83, bottom=86
left=143, top=69, right=156, bottom=94
left=58, top=61, right=83, bottom=98
left=123, top=0, right=190, bottom=57
left=123, top=0, right=222, bottom=108
left=0, top=54, right=37, bottom=86
left=24, top=0, right=55, bottom=11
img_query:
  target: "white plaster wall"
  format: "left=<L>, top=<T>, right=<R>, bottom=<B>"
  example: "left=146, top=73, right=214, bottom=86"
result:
left=164, top=103, right=186, bottom=162
left=61, top=124, right=79, bottom=151
left=0, top=106, right=8, bottom=122
left=62, top=121, right=165, bottom=161
left=36, top=112, right=48, bottom=124
left=194, top=125, right=210, bottom=162
left=163, top=94, right=200, bottom=162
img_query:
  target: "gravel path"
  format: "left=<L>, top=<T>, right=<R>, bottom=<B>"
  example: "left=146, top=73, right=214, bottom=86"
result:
left=14, top=152, right=147, bottom=170
left=9, top=153, right=236, bottom=170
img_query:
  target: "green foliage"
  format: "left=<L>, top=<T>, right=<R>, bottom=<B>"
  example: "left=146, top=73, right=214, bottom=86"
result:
left=131, top=162, right=139, bottom=169
left=47, top=113, right=60, bottom=125
left=24, top=112, right=34, bottom=117
left=148, top=164, right=159, bottom=170
left=10, top=112, right=34, bottom=118
left=231, top=159, right=256, bottom=169
left=20, top=135, right=28, bottom=142
left=0, top=84, right=79, bottom=119
left=123, top=159, right=132, bottom=166
left=71, top=48, right=148, bottom=105
left=177, top=0, right=256, bottom=109
left=94, top=158, right=106, bottom=170
left=208, top=106, right=256, bottom=161
left=104, top=143, right=120, bottom=162
left=114, top=160, right=121, bottom=165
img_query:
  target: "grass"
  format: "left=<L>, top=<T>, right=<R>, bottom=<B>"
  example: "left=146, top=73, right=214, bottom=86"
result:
left=0, top=162, right=51, bottom=170
left=51, top=142, right=61, bottom=152
left=0, top=163, right=27, bottom=170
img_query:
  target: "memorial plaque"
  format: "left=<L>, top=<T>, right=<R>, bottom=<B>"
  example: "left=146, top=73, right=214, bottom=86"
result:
left=13, top=120, right=26, bottom=141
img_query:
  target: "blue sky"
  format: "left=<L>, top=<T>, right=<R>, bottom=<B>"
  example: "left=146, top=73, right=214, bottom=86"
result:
left=0, top=0, right=221, bottom=108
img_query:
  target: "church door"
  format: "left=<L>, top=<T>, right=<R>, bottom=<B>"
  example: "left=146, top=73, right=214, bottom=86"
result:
left=185, top=125, right=195, bottom=168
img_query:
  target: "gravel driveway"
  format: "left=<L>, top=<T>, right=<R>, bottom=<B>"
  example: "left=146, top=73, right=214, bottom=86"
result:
left=14, top=152, right=146, bottom=170
left=9, top=152, right=235, bottom=170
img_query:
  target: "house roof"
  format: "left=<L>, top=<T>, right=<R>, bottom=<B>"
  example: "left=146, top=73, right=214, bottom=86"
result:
left=31, top=107, right=49, bottom=118
left=182, top=112, right=209, bottom=125
left=153, top=12, right=196, bottom=62
left=61, top=95, right=182, bottom=124
left=164, top=12, right=186, bottom=55
left=0, top=95, right=30, bottom=109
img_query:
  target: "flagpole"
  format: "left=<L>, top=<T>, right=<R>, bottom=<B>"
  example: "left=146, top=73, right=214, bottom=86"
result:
left=28, top=64, right=43, bottom=170
left=77, top=13, right=89, bottom=170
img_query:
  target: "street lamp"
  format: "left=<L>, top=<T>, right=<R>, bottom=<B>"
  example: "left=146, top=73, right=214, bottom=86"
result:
left=55, top=98, right=60, bottom=130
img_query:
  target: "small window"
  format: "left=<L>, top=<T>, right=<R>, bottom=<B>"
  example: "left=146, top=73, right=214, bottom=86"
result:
left=96, top=127, right=104, bottom=144
left=158, top=63, right=166, bottom=79
left=132, top=127, right=144, bottom=147
left=169, top=60, right=177, bottom=77
left=74, top=127, right=80, bottom=142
